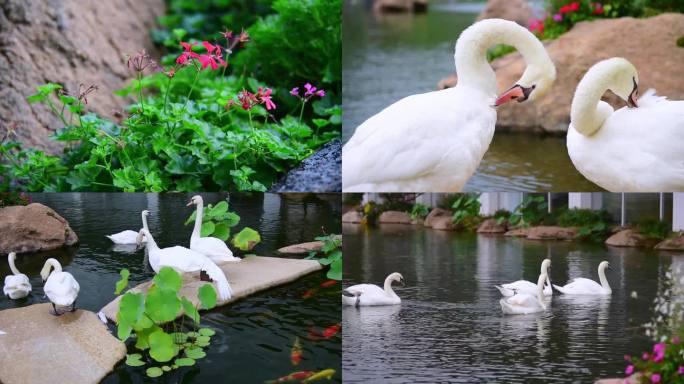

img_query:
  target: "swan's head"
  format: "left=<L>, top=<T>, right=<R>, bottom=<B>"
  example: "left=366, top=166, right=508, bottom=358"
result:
left=40, top=258, right=59, bottom=282
left=8, top=252, right=16, bottom=263
left=599, top=261, right=611, bottom=272
left=599, top=58, right=639, bottom=108
left=136, top=228, right=148, bottom=246
left=142, top=210, right=150, bottom=217
left=540, top=259, right=551, bottom=273
left=187, top=195, right=203, bottom=207
left=389, top=272, right=405, bottom=286
left=494, top=53, right=556, bottom=106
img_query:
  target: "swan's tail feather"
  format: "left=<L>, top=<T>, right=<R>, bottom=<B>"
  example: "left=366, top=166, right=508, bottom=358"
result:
left=204, top=263, right=232, bottom=301
left=342, top=289, right=358, bottom=297
left=552, top=284, right=565, bottom=294
left=494, top=285, right=512, bottom=297
left=638, top=88, right=667, bottom=107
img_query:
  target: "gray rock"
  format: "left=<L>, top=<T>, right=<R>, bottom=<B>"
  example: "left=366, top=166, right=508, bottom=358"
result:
left=269, top=139, right=341, bottom=192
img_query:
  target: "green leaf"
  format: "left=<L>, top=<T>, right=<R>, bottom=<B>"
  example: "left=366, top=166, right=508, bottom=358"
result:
left=125, top=354, right=145, bottom=367
left=153, top=267, right=183, bottom=292
left=145, top=286, right=181, bottom=323
left=185, top=347, right=206, bottom=359
left=198, top=284, right=217, bottom=310
left=231, top=227, right=261, bottom=251
left=198, top=328, right=215, bottom=337
left=181, top=297, right=200, bottom=324
left=146, top=367, right=163, bottom=378
left=327, top=258, right=342, bottom=281
left=134, top=324, right=161, bottom=350
left=208, top=201, right=229, bottom=217
left=116, top=292, right=144, bottom=341
left=115, top=269, right=130, bottom=295
left=212, top=223, right=230, bottom=241
left=132, top=313, right=154, bottom=332
left=175, top=357, right=195, bottom=367
left=201, top=221, right=216, bottom=237
left=149, top=329, right=176, bottom=363
left=185, top=210, right=197, bottom=226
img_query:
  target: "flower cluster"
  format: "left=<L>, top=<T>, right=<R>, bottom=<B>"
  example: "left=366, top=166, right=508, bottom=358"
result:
left=625, top=336, right=684, bottom=384
left=228, top=87, right=277, bottom=111
left=127, top=50, right=159, bottom=74
left=176, top=41, right=227, bottom=70
left=528, top=1, right=606, bottom=39
left=290, top=83, right=326, bottom=100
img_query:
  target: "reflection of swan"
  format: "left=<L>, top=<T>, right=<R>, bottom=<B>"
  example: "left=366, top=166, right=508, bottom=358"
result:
left=567, top=58, right=684, bottom=191
left=342, top=18, right=555, bottom=192
left=136, top=228, right=232, bottom=301
left=496, top=259, right=552, bottom=297
left=3, top=252, right=31, bottom=299
left=342, top=273, right=404, bottom=306
left=41, top=258, right=80, bottom=315
left=500, top=273, right=548, bottom=315
left=106, top=210, right=149, bottom=244
left=187, top=196, right=240, bottom=263
left=554, top=261, right=612, bottom=295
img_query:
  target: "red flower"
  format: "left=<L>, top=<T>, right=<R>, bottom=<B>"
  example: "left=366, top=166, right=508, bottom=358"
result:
left=237, top=90, right=258, bottom=110
left=176, top=41, right=199, bottom=65
left=559, top=5, right=571, bottom=13
left=528, top=18, right=544, bottom=35
left=257, top=87, right=276, bottom=110
left=592, top=2, right=604, bottom=14
left=569, top=2, right=580, bottom=11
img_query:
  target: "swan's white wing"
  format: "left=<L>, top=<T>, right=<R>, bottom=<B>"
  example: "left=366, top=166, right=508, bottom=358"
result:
left=555, top=277, right=603, bottom=294
left=501, top=280, right=537, bottom=294
left=190, top=237, right=238, bottom=262
left=107, top=230, right=143, bottom=244
left=343, top=283, right=399, bottom=306
left=201, top=261, right=232, bottom=301
left=45, top=272, right=79, bottom=306
left=505, top=293, right=538, bottom=307
left=343, top=87, right=496, bottom=191
left=158, top=246, right=207, bottom=272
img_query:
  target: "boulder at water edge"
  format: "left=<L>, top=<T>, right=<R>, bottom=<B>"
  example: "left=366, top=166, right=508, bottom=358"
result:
left=526, top=226, right=578, bottom=241
left=439, top=13, right=684, bottom=133
left=278, top=235, right=343, bottom=254
left=379, top=211, right=412, bottom=224
left=477, top=0, right=533, bottom=26
left=0, top=304, right=126, bottom=384
left=477, top=218, right=508, bottom=234
left=655, top=234, right=684, bottom=251
left=504, top=228, right=530, bottom=237
left=606, top=229, right=661, bottom=248
left=0, top=203, right=78, bottom=254
left=342, top=211, right=363, bottom=223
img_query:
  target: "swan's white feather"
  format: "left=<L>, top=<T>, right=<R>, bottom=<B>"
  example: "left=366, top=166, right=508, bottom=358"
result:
left=499, top=293, right=545, bottom=315
left=342, top=283, right=400, bottom=306
left=107, top=230, right=146, bottom=245
left=3, top=273, right=31, bottom=299
left=44, top=271, right=80, bottom=307
left=496, top=280, right=552, bottom=297
left=553, top=277, right=606, bottom=295
left=190, top=237, right=240, bottom=263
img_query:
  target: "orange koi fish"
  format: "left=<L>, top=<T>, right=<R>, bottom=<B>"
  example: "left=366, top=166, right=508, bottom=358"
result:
left=291, top=336, right=303, bottom=365
left=322, top=323, right=341, bottom=339
left=265, top=371, right=314, bottom=384
left=302, top=288, right=318, bottom=299
left=308, top=326, right=322, bottom=341
left=320, top=280, right=338, bottom=288
left=302, top=369, right=336, bottom=382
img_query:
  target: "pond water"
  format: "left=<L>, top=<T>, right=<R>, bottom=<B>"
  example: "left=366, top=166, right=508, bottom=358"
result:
left=342, top=0, right=598, bottom=191
left=343, top=224, right=681, bottom=383
left=0, top=193, right=342, bottom=383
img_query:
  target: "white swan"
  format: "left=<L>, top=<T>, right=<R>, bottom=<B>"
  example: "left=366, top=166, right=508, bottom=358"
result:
left=495, top=259, right=552, bottom=297
left=567, top=57, right=684, bottom=191
left=137, top=228, right=233, bottom=301
left=187, top=196, right=240, bottom=263
left=553, top=261, right=612, bottom=295
left=106, top=210, right=149, bottom=244
left=500, top=273, right=548, bottom=315
left=3, top=252, right=31, bottom=299
left=40, top=258, right=80, bottom=315
left=342, top=272, right=404, bottom=306
left=342, top=18, right=556, bottom=192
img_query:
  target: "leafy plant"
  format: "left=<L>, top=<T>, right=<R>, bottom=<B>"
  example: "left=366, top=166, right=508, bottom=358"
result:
left=232, top=227, right=261, bottom=251
left=487, top=44, right=516, bottom=62
left=0, top=192, right=31, bottom=208
left=636, top=219, right=670, bottom=240
left=557, top=208, right=611, bottom=241
left=451, top=194, right=482, bottom=230
left=409, top=203, right=430, bottom=221
left=508, top=195, right=549, bottom=227
left=306, top=233, right=342, bottom=280
left=184, top=198, right=261, bottom=249
left=493, top=209, right=512, bottom=225
left=115, top=267, right=218, bottom=378
left=625, top=336, right=684, bottom=384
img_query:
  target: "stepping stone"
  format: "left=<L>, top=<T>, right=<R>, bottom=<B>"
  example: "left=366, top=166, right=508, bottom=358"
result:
left=101, top=255, right=322, bottom=322
left=278, top=236, right=341, bottom=254
left=0, top=303, right=126, bottom=384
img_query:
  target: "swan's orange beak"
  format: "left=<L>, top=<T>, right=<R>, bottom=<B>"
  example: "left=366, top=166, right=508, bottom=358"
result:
left=627, top=78, right=638, bottom=108
left=186, top=200, right=194, bottom=207
left=494, top=85, right=525, bottom=107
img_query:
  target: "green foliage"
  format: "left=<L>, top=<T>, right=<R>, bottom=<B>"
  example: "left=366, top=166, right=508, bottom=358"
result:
left=409, top=203, right=430, bottom=221
left=508, top=195, right=549, bottom=227
left=342, top=193, right=363, bottom=206
left=115, top=269, right=130, bottom=295
left=116, top=267, right=218, bottom=378
left=636, top=219, right=670, bottom=240
left=627, top=335, right=684, bottom=384
left=493, top=209, right=512, bottom=225
left=231, top=227, right=261, bottom=251
left=234, top=0, right=342, bottom=101
left=451, top=194, right=482, bottom=230
left=487, top=44, right=516, bottom=62
left=0, top=192, right=30, bottom=208
left=677, top=36, right=684, bottom=48
left=557, top=208, right=611, bottom=241
left=307, top=233, right=342, bottom=280
left=185, top=200, right=240, bottom=241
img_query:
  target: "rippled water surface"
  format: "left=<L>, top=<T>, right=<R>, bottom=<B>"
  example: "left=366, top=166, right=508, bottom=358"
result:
left=342, top=0, right=598, bottom=191
left=343, top=224, right=681, bottom=383
left=1, top=193, right=341, bottom=383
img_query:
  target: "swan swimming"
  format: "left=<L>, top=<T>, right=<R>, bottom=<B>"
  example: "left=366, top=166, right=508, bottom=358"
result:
left=41, top=258, right=80, bottom=315
left=3, top=252, right=31, bottom=299
left=567, top=57, right=684, bottom=191
left=342, top=272, right=404, bottom=307
left=496, top=259, right=552, bottom=297
left=342, top=18, right=556, bottom=192
left=137, top=228, right=233, bottom=301
left=187, top=195, right=241, bottom=263
left=500, top=272, right=548, bottom=315
left=554, top=261, right=612, bottom=295
left=106, top=210, right=149, bottom=245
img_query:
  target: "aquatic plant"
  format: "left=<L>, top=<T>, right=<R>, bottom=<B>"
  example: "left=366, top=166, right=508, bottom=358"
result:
left=184, top=199, right=261, bottom=250
left=306, top=233, right=342, bottom=280
left=409, top=203, right=430, bottom=221
left=115, top=267, right=219, bottom=378
left=508, top=195, right=549, bottom=227
left=451, top=194, right=482, bottom=230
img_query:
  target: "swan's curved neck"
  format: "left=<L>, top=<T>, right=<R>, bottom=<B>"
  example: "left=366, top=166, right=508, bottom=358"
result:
left=141, top=213, right=149, bottom=232
left=191, top=201, right=204, bottom=240
left=570, top=71, right=618, bottom=136
left=143, top=230, right=160, bottom=270
left=144, top=230, right=159, bottom=252
left=598, top=267, right=611, bottom=293
left=47, top=259, right=62, bottom=274
left=455, top=19, right=548, bottom=95
left=383, top=276, right=398, bottom=298
left=8, top=254, right=20, bottom=275
left=537, top=275, right=547, bottom=309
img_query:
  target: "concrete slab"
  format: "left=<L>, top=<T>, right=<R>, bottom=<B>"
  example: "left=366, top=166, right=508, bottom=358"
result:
left=101, top=255, right=323, bottom=322
left=0, top=303, right=126, bottom=384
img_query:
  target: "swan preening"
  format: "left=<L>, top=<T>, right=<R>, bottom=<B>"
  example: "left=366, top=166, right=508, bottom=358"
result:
left=40, top=258, right=80, bottom=315
left=342, top=18, right=555, bottom=192
left=3, top=252, right=31, bottom=299
left=137, top=228, right=233, bottom=301
left=554, top=261, right=612, bottom=295
left=342, top=272, right=404, bottom=307
left=567, top=57, right=684, bottom=191
left=495, top=259, right=552, bottom=297
left=106, top=210, right=149, bottom=245
left=500, top=272, right=548, bottom=315
left=187, top=195, right=240, bottom=263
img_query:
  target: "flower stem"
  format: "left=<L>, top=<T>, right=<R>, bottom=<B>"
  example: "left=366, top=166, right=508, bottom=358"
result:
left=163, top=76, right=173, bottom=115
left=299, top=100, right=306, bottom=123
left=137, top=72, right=145, bottom=118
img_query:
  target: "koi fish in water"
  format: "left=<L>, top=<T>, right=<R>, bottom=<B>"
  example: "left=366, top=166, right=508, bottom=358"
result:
left=302, top=288, right=318, bottom=299
left=302, top=369, right=336, bottom=382
left=320, top=280, right=338, bottom=288
left=308, top=323, right=341, bottom=341
left=264, top=371, right=314, bottom=383
left=291, top=336, right=303, bottom=365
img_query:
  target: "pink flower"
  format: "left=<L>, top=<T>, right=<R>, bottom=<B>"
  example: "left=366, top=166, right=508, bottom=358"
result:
left=553, top=13, right=563, bottom=22
left=569, top=2, right=580, bottom=11
left=316, top=89, right=326, bottom=97
left=202, top=41, right=218, bottom=54
left=642, top=352, right=650, bottom=360
left=290, top=87, right=300, bottom=96
left=176, top=41, right=200, bottom=65
left=673, top=337, right=680, bottom=344
left=625, top=365, right=634, bottom=375
left=679, top=366, right=684, bottom=374
left=237, top=90, right=258, bottom=110
left=304, top=83, right=317, bottom=96
left=257, top=87, right=276, bottom=110
left=651, top=373, right=661, bottom=383
left=528, top=18, right=544, bottom=35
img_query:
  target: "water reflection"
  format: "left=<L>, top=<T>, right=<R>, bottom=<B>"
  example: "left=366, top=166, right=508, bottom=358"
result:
left=344, top=225, right=675, bottom=382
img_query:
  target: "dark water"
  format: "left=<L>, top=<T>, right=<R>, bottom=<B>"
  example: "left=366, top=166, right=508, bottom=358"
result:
left=342, top=0, right=598, bottom=191
left=343, top=224, right=681, bottom=383
left=0, top=193, right=341, bottom=383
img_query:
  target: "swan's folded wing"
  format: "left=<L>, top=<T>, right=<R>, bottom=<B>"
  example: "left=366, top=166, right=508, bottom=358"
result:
left=192, top=237, right=232, bottom=257
left=505, top=293, right=537, bottom=307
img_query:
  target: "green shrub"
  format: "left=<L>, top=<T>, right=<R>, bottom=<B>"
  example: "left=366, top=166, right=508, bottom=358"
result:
left=0, top=192, right=31, bottom=207
left=508, top=195, right=549, bottom=227
left=342, top=193, right=363, bottom=206
left=557, top=208, right=611, bottom=241
left=306, top=233, right=342, bottom=280
left=636, top=219, right=669, bottom=239
left=451, top=194, right=482, bottom=230
left=409, top=203, right=430, bottom=221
